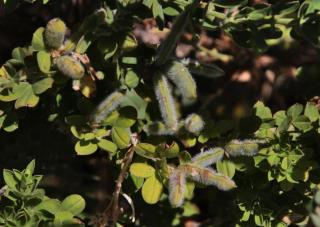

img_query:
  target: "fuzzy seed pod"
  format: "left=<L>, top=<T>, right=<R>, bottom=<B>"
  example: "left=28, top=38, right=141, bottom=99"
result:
left=154, top=72, right=178, bottom=131
left=44, top=18, right=66, bottom=50
left=225, top=139, right=259, bottom=157
left=180, top=164, right=236, bottom=191
left=191, top=148, right=224, bottom=167
left=164, top=61, right=197, bottom=102
left=184, top=113, right=204, bottom=134
left=90, top=91, right=124, bottom=124
left=169, top=169, right=186, bottom=208
left=56, top=56, right=85, bottom=79
left=143, top=121, right=176, bottom=136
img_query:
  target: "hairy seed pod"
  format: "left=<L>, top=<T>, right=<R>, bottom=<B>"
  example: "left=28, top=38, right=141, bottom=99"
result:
left=143, top=121, right=175, bottom=136
left=191, top=148, right=224, bottom=167
left=164, top=61, right=197, bottom=102
left=44, top=18, right=66, bottom=50
left=180, top=164, right=236, bottom=191
left=184, top=113, right=204, bottom=134
left=154, top=72, right=178, bottom=131
left=56, top=56, right=85, bottom=79
left=90, top=91, right=124, bottom=124
left=225, top=139, right=259, bottom=157
left=169, top=169, right=186, bottom=208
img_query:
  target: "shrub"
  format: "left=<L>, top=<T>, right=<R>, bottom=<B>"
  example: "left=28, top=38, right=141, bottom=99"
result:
left=1, top=0, right=320, bottom=226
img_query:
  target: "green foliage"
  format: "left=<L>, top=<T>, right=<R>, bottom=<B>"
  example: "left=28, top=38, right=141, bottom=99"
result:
left=2, top=0, right=320, bottom=225
left=0, top=160, right=85, bottom=226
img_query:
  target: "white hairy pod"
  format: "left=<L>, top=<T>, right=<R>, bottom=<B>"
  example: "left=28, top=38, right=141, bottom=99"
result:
left=164, top=61, right=197, bottom=102
left=169, top=169, right=186, bottom=208
left=90, top=91, right=124, bottom=124
left=154, top=71, right=178, bottom=131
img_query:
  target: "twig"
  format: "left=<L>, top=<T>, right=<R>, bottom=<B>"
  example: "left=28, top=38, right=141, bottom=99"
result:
left=98, top=134, right=138, bottom=227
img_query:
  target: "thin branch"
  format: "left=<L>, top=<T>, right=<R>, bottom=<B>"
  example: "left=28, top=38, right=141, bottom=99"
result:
left=98, top=134, right=138, bottom=227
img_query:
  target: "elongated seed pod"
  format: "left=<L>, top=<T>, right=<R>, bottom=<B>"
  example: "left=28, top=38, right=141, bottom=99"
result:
left=143, top=121, right=175, bottom=136
left=154, top=72, right=178, bottom=131
left=165, top=61, right=197, bottom=102
left=179, top=164, right=236, bottom=191
left=184, top=113, right=204, bottom=134
left=90, top=91, right=124, bottom=124
left=225, top=139, right=259, bottom=157
left=169, top=169, right=186, bottom=208
left=44, top=18, right=66, bottom=50
left=56, top=56, right=85, bottom=79
left=191, top=148, right=224, bottom=167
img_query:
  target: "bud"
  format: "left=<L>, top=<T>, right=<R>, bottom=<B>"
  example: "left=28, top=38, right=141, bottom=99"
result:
left=184, top=113, right=204, bottom=134
left=179, top=164, right=236, bottom=191
left=225, top=139, right=259, bottom=157
left=56, top=56, right=85, bottom=79
left=191, top=148, right=224, bottom=167
left=44, top=18, right=66, bottom=50
left=169, top=169, right=186, bottom=208
left=164, top=61, right=197, bottom=102
left=154, top=72, right=178, bottom=131
left=90, top=91, right=124, bottom=124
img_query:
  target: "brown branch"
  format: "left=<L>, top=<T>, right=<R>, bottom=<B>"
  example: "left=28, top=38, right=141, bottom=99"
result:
left=98, top=145, right=135, bottom=227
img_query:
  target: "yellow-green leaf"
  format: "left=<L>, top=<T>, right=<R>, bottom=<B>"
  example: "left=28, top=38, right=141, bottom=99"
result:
left=75, top=140, right=98, bottom=155
left=37, top=50, right=51, bottom=73
left=97, top=139, right=117, bottom=153
left=141, top=175, right=163, bottom=204
left=32, top=27, right=46, bottom=51
left=130, top=163, right=155, bottom=178
left=134, top=143, right=157, bottom=159
left=111, top=127, right=131, bottom=149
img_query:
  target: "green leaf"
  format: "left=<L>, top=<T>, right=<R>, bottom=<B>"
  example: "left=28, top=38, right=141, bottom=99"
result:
left=111, top=127, right=131, bottom=149
left=76, top=33, right=94, bottom=54
left=304, top=102, right=319, bottom=122
left=75, top=140, right=98, bottom=155
left=277, top=116, right=291, bottom=133
left=32, top=27, right=46, bottom=51
left=53, top=211, right=74, bottom=225
left=35, top=199, right=61, bottom=214
left=157, top=142, right=180, bottom=158
left=131, top=175, right=144, bottom=190
left=97, top=38, right=118, bottom=61
left=287, top=103, right=303, bottom=119
left=97, top=139, right=117, bottom=153
left=26, top=159, right=36, bottom=175
left=141, top=175, right=163, bottom=204
left=61, top=194, right=85, bottom=215
left=37, top=50, right=51, bottom=73
left=3, top=169, right=18, bottom=190
left=14, top=83, right=39, bottom=109
left=274, top=111, right=286, bottom=126
left=216, top=160, right=236, bottom=178
left=121, top=89, right=148, bottom=119
left=125, top=69, right=139, bottom=88
left=292, top=115, right=312, bottom=132
left=151, top=0, right=164, bottom=23
left=134, top=143, right=157, bottom=159
left=130, top=163, right=155, bottom=178
left=254, top=101, right=272, bottom=120
left=32, top=78, right=54, bottom=94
